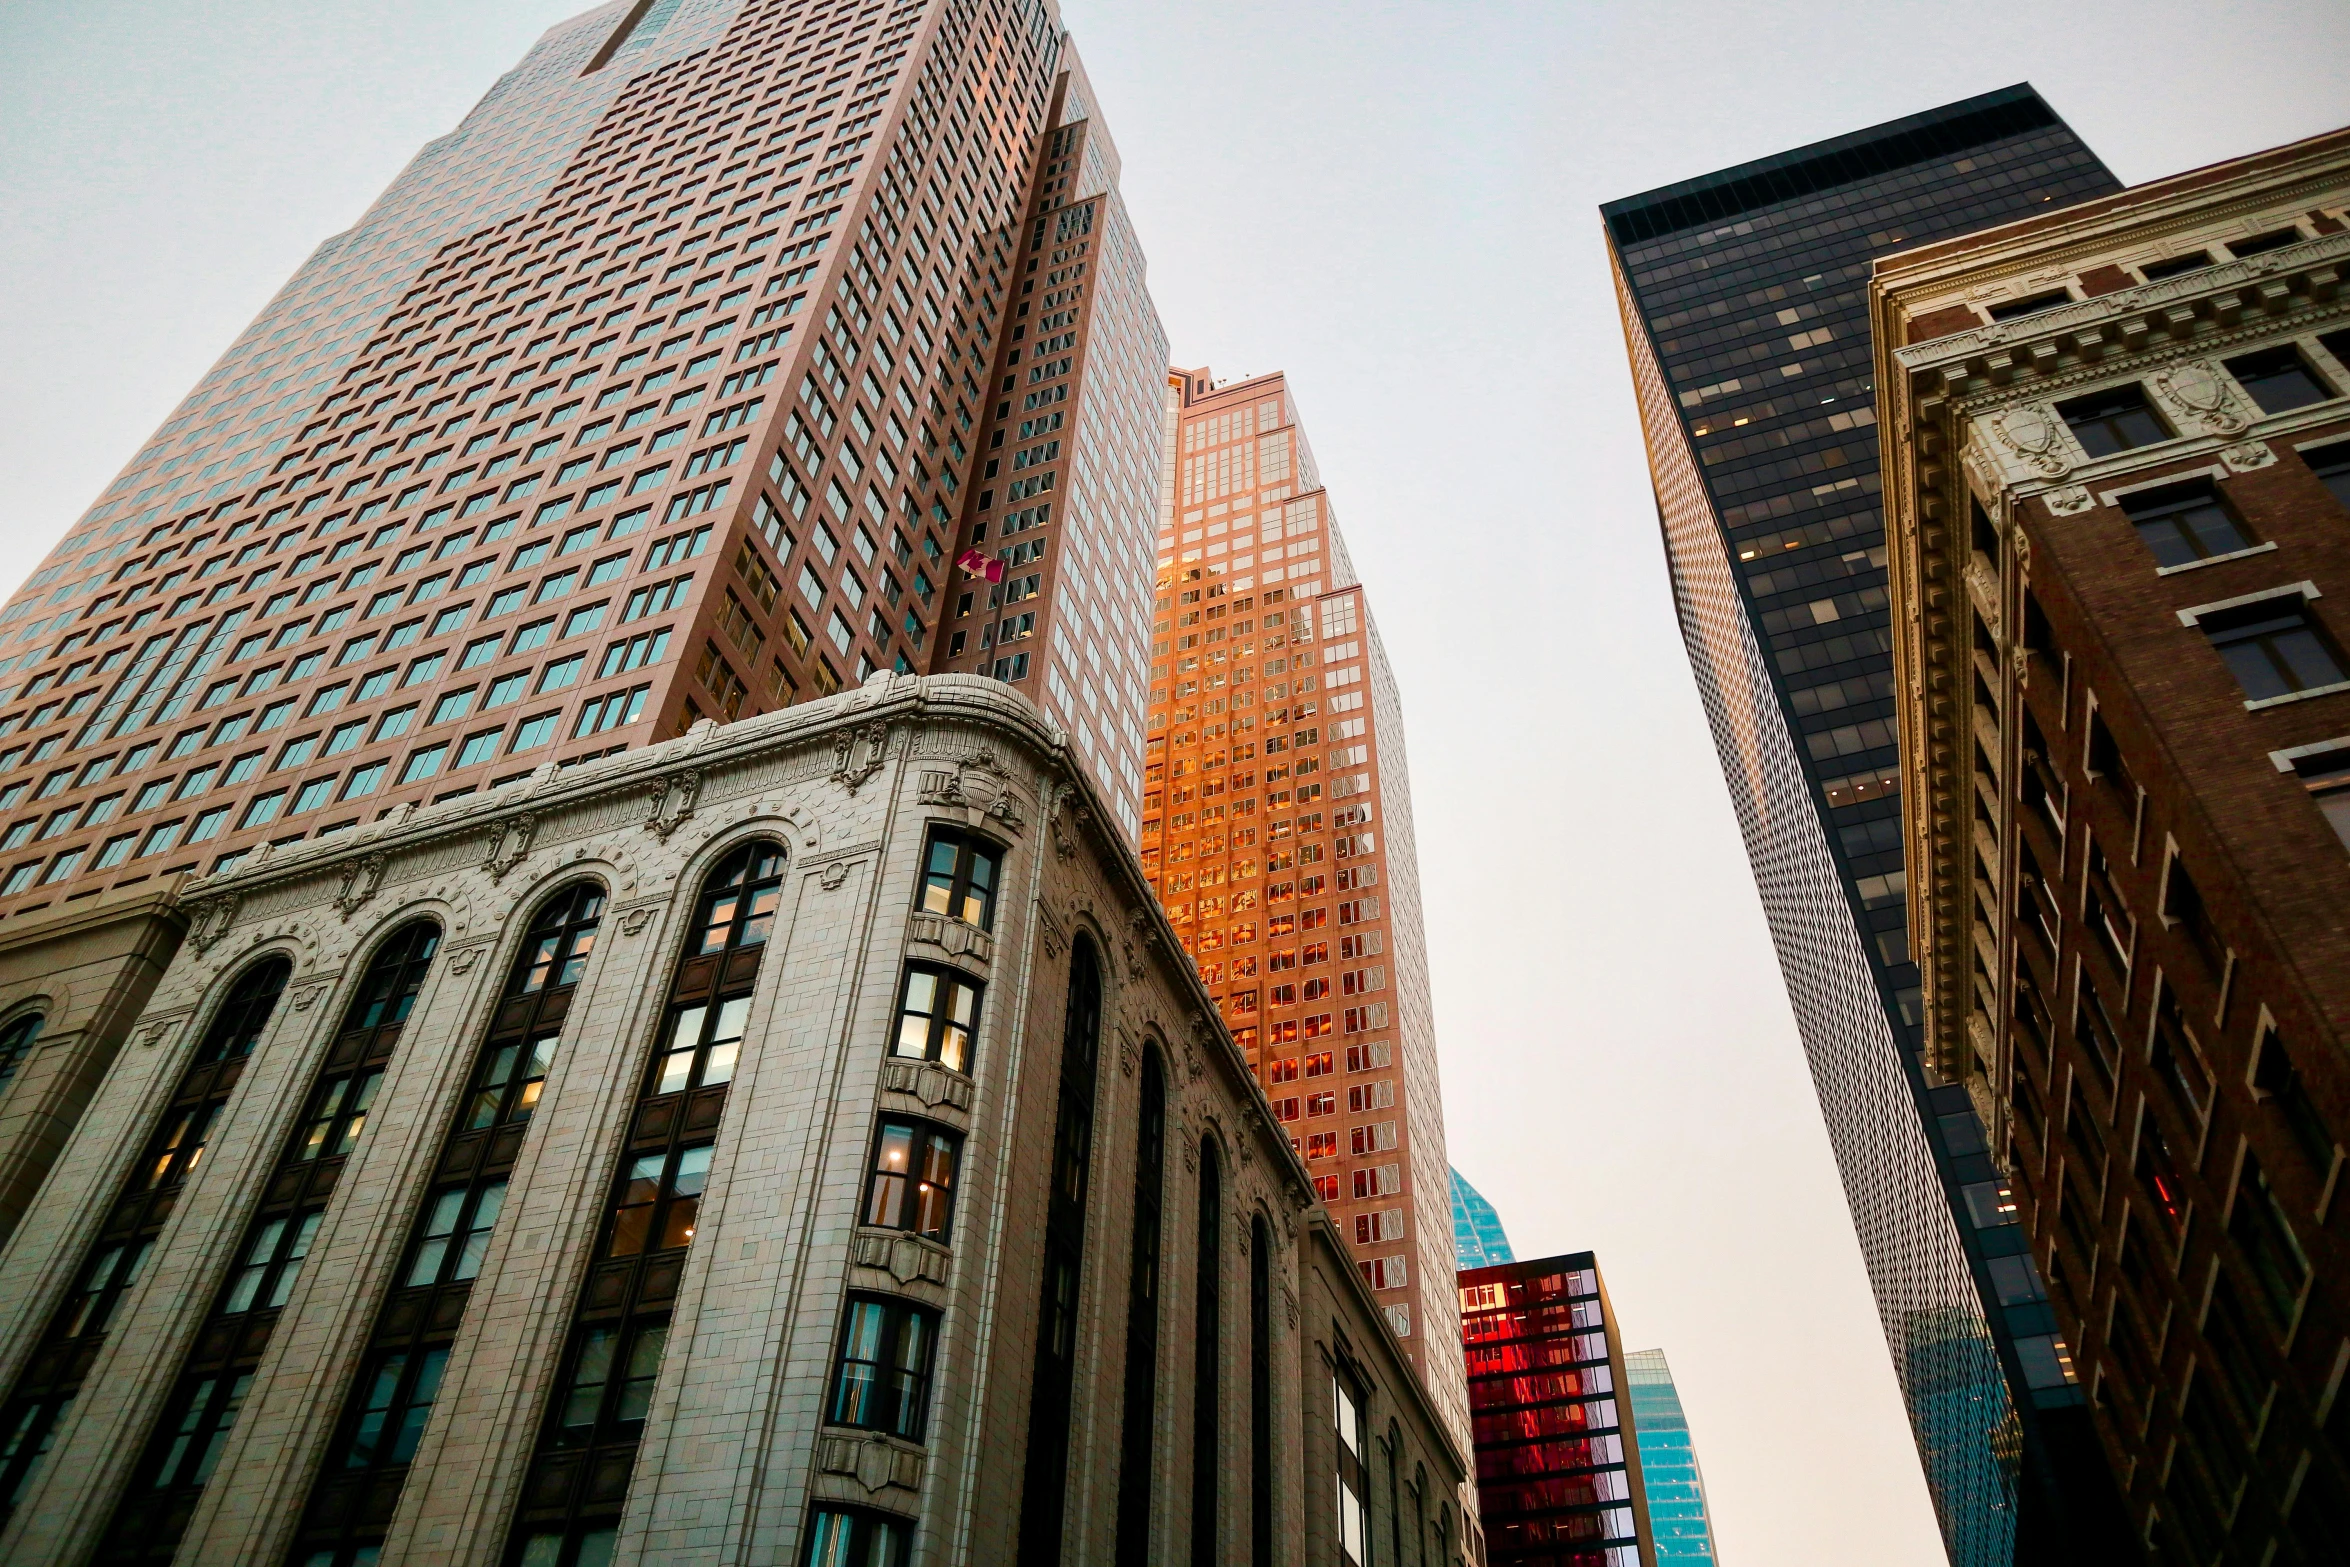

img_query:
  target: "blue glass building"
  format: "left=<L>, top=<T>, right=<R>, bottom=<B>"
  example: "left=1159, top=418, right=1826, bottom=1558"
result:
left=1450, top=1167, right=1515, bottom=1268
left=1623, top=1350, right=1719, bottom=1564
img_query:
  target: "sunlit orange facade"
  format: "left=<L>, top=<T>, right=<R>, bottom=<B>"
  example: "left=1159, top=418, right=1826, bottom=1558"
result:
left=1143, top=367, right=1467, bottom=1446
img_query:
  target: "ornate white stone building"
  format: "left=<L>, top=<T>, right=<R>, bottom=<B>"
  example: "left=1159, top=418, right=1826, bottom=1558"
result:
left=0, top=673, right=1467, bottom=1566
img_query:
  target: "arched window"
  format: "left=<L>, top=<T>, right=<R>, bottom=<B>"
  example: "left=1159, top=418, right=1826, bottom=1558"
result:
left=0, top=1012, right=43, bottom=1100
left=1016, top=936, right=1104, bottom=1562
left=1191, top=1138, right=1223, bottom=1567
left=508, top=845, right=780, bottom=1565
left=1251, top=1213, right=1274, bottom=1567
left=289, top=886, right=596, bottom=1567
left=99, top=925, right=439, bottom=1559
left=0, top=953, right=288, bottom=1521
left=1388, top=1422, right=1405, bottom=1567
left=1114, top=1048, right=1167, bottom=1564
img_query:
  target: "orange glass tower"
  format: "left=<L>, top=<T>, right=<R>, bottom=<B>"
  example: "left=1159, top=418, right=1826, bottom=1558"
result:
left=1144, top=367, right=1468, bottom=1450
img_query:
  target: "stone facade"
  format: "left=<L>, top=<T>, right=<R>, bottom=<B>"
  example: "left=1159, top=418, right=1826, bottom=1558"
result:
left=1876, top=126, right=2350, bottom=1561
left=0, top=672, right=1465, bottom=1565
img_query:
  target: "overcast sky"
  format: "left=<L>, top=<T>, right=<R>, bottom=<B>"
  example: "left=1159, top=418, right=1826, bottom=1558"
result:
left=5, top=1, right=2348, bottom=1562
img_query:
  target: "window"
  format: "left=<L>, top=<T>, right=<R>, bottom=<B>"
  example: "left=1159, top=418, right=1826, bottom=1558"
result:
left=829, top=1296, right=937, bottom=1439
left=2057, top=385, right=2170, bottom=457
left=340, top=1348, right=450, bottom=1470
left=918, top=828, right=1000, bottom=929
left=651, top=994, right=749, bottom=1095
left=2224, top=346, right=2331, bottom=414
left=2123, top=482, right=2252, bottom=568
left=510, top=710, right=561, bottom=752
left=292, top=1070, right=380, bottom=1162
left=220, top=1209, right=323, bottom=1313
left=801, top=1507, right=910, bottom=1567
left=2307, top=439, right=2350, bottom=509
left=0, top=1012, right=44, bottom=1100
left=405, top=1182, right=507, bottom=1286
left=607, top=1142, right=711, bottom=1256
left=147, top=1373, right=253, bottom=1489
left=891, top=964, right=980, bottom=1073
left=1193, top=1139, right=1223, bottom=1567
left=1115, top=1051, right=1167, bottom=1564
left=1988, top=289, right=2070, bottom=321
left=465, top=1033, right=557, bottom=1129
left=1334, top=1375, right=1371, bottom=1565
left=517, top=885, right=603, bottom=992
left=864, top=1118, right=961, bottom=1241
left=691, top=841, right=784, bottom=953
left=2141, top=251, right=2214, bottom=281
left=455, top=728, right=502, bottom=768
left=552, top=1319, right=668, bottom=1445
left=2199, top=596, right=2347, bottom=701
left=574, top=684, right=647, bottom=737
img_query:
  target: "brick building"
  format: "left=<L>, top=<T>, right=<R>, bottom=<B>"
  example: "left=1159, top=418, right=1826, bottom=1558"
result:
left=0, top=673, right=1469, bottom=1566
left=1141, top=369, right=1469, bottom=1459
left=1875, top=125, right=2350, bottom=1560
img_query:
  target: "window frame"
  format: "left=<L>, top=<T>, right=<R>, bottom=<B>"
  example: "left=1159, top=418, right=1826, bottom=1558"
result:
left=916, top=826, right=1002, bottom=930
left=888, top=961, right=982, bottom=1075
left=862, top=1116, right=963, bottom=1244
left=827, top=1293, right=939, bottom=1441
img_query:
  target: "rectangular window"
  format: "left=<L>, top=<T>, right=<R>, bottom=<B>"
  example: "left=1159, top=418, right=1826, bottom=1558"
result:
left=2224, top=346, right=2332, bottom=414
left=918, top=829, right=999, bottom=929
left=510, top=710, right=561, bottom=752
left=2123, top=482, right=2253, bottom=568
left=864, top=1119, right=960, bottom=1242
left=2058, top=385, right=2171, bottom=457
left=828, top=1295, right=936, bottom=1440
left=891, top=964, right=981, bottom=1075
left=1334, top=1377, right=1371, bottom=1565
left=221, top=1209, right=323, bottom=1314
left=399, top=744, right=448, bottom=784
left=555, top=1320, right=667, bottom=1444
left=2200, top=597, right=2348, bottom=701
left=607, top=1142, right=712, bottom=1256
left=405, top=1181, right=508, bottom=1286
left=455, top=728, right=502, bottom=769
left=341, top=761, right=387, bottom=800
left=342, top=1347, right=451, bottom=1470
left=652, top=995, right=750, bottom=1096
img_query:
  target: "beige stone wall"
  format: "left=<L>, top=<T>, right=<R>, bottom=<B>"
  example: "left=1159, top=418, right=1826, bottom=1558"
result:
left=0, top=673, right=1464, bottom=1565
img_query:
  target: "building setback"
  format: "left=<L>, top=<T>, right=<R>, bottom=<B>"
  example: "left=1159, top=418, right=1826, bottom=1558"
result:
left=1874, top=126, right=2350, bottom=1563
left=0, top=0, right=1173, bottom=1314
left=0, top=674, right=1469, bottom=1566
left=1622, top=1349, right=1718, bottom=1565
left=1141, top=368, right=1469, bottom=1458
left=1458, top=1253, right=1654, bottom=1567
left=1603, top=85, right=2134, bottom=1565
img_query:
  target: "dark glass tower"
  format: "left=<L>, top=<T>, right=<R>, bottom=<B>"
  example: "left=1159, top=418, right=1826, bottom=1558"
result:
left=1603, top=87, right=2134, bottom=1565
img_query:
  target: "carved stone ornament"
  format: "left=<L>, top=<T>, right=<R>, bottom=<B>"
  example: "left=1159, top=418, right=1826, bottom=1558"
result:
left=880, top=1058, right=975, bottom=1113
left=334, top=853, right=389, bottom=920
left=819, top=861, right=851, bottom=890
left=2220, top=440, right=2279, bottom=473
left=1989, top=404, right=2070, bottom=479
left=2043, top=485, right=2095, bottom=517
left=447, top=945, right=486, bottom=975
left=2154, top=360, right=2247, bottom=435
left=644, top=770, right=703, bottom=842
left=816, top=1431, right=924, bottom=1495
left=185, top=894, right=241, bottom=956
left=1046, top=782, right=1086, bottom=863
left=482, top=813, right=537, bottom=883
left=906, top=910, right=993, bottom=964
left=852, top=1229, right=953, bottom=1289
left=1283, top=1284, right=1300, bottom=1331
left=831, top=721, right=889, bottom=794
left=619, top=905, right=657, bottom=937
left=1118, top=1031, right=1136, bottom=1077
left=291, top=979, right=334, bottom=1013
left=136, top=1017, right=182, bottom=1050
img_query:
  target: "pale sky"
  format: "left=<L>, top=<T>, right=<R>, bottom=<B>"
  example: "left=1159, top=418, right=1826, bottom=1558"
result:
left=4, top=2, right=2347, bottom=1563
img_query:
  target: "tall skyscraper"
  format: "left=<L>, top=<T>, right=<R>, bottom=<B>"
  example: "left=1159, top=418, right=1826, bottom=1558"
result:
left=1141, top=367, right=1468, bottom=1452
left=0, top=0, right=1172, bottom=1289
left=930, top=57, right=1169, bottom=838
left=1622, top=1349, right=1719, bottom=1565
left=1875, top=126, right=2350, bottom=1563
left=1452, top=1167, right=1516, bottom=1268
left=1459, top=1252, right=1655, bottom=1567
left=0, top=673, right=1473, bottom=1565
left=1603, top=86, right=2133, bottom=1563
